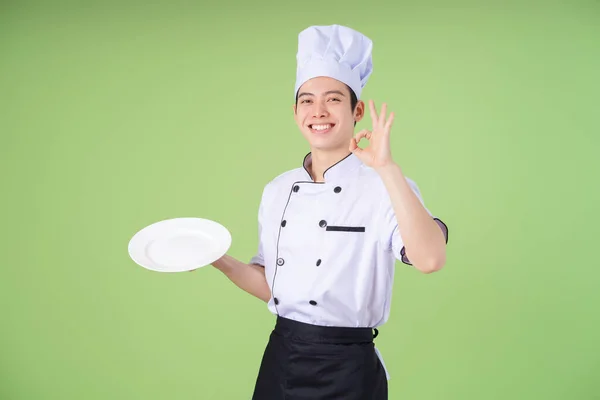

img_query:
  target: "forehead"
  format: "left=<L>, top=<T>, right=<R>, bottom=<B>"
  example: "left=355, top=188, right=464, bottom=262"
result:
left=298, top=76, right=349, bottom=95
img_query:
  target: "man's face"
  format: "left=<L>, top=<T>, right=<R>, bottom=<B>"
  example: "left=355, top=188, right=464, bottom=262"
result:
left=293, top=77, right=364, bottom=152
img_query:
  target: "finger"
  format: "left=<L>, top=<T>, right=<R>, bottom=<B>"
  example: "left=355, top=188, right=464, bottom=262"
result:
left=354, top=129, right=371, bottom=142
left=369, top=100, right=379, bottom=126
left=380, top=103, right=387, bottom=128
left=349, top=137, right=362, bottom=153
left=384, top=111, right=395, bottom=133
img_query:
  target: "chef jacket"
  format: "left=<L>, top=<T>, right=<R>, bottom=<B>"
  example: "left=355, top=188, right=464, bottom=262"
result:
left=250, top=152, right=448, bottom=329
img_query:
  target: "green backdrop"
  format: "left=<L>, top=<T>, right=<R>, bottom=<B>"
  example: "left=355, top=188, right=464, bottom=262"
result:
left=2, top=1, right=599, bottom=399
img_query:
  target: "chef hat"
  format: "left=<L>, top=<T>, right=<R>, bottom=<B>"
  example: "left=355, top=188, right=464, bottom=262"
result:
left=294, top=24, right=373, bottom=100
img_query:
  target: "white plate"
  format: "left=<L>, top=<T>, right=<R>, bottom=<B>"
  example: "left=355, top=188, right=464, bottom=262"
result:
left=128, top=217, right=231, bottom=272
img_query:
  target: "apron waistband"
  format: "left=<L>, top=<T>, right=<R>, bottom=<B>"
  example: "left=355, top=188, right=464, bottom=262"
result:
left=274, top=316, right=378, bottom=345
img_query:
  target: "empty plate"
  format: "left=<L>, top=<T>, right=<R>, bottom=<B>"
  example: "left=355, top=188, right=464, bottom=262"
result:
left=128, top=217, right=232, bottom=272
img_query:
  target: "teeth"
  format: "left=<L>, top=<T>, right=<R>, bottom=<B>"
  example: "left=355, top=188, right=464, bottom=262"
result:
left=312, top=124, right=332, bottom=131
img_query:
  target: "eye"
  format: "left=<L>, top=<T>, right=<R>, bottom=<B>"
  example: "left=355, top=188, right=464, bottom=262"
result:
left=328, top=97, right=341, bottom=102
left=301, top=99, right=312, bottom=104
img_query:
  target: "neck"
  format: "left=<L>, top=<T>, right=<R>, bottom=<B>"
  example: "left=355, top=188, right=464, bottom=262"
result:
left=309, top=147, right=351, bottom=182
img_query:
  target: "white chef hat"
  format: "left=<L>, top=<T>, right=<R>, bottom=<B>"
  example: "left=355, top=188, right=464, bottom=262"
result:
left=294, top=24, right=373, bottom=100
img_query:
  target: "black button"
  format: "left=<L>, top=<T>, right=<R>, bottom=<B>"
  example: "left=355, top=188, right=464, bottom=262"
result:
left=277, top=258, right=285, bottom=266
left=274, top=297, right=279, bottom=305
left=316, top=259, right=321, bottom=266
left=281, top=220, right=287, bottom=227
left=293, top=185, right=300, bottom=192
left=334, top=186, right=342, bottom=193
left=319, top=220, right=327, bottom=228
left=309, top=300, right=317, bottom=306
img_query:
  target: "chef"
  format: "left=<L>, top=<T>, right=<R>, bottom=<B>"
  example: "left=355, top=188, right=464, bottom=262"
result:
left=212, top=24, right=449, bottom=400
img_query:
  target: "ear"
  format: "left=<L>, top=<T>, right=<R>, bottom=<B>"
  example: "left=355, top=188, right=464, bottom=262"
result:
left=292, top=104, right=297, bottom=114
left=354, top=100, right=365, bottom=123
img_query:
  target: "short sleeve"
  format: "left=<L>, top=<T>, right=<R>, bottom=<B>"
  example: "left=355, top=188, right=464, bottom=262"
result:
left=249, top=185, right=268, bottom=267
left=381, top=178, right=449, bottom=266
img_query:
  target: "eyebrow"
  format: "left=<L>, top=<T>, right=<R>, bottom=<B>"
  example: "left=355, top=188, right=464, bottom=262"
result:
left=297, top=90, right=347, bottom=98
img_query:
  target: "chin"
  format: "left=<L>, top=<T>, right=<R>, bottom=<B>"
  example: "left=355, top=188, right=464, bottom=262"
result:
left=300, top=126, right=349, bottom=151
left=307, top=138, right=344, bottom=152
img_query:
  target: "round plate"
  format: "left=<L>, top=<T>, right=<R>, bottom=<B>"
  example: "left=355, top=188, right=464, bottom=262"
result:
left=128, top=217, right=231, bottom=272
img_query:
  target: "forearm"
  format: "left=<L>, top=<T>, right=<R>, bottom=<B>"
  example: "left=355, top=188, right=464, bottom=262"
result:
left=212, top=255, right=271, bottom=302
left=376, top=163, right=447, bottom=273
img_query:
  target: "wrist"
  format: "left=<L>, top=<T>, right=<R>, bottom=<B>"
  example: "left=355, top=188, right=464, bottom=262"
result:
left=211, top=255, right=229, bottom=272
left=374, top=161, right=401, bottom=176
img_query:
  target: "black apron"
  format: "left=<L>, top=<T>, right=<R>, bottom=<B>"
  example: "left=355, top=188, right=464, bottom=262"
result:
left=252, top=316, right=388, bottom=400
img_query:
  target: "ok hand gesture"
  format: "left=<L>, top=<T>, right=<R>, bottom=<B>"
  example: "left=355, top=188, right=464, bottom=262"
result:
left=349, top=100, right=396, bottom=170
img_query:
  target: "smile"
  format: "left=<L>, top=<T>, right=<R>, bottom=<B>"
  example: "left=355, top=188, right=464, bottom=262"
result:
left=308, top=123, right=335, bottom=134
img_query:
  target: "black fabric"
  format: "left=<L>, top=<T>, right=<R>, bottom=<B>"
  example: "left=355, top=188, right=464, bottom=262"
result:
left=252, top=316, right=388, bottom=400
left=325, top=226, right=366, bottom=232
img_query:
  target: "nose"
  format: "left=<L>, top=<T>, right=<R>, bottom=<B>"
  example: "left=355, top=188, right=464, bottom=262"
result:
left=312, top=100, right=328, bottom=118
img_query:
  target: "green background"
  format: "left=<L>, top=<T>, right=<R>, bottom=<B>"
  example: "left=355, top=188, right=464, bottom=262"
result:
left=2, top=1, right=599, bottom=399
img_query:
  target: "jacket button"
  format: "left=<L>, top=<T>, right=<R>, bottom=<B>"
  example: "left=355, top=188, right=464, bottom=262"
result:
left=316, top=259, right=321, bottom=266
left=319, top=220, right=327, bottom=228
left=334, top=186, right=342, bottom=193
left=277, top=258, right=285, bottom=266
left=274, top=297, right=279, bottom=305
left=309, top=300, right=317, bottom=306
left=293, top=185, right=300, bottom=192
left=281, top=220, right=287, bottom=227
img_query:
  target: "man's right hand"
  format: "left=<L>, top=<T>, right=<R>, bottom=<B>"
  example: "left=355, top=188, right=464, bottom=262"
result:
left=204, top=254, right=270, bottom=303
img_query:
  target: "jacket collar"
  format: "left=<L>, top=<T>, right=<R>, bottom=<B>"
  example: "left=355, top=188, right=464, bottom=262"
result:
left=302, top=151, right=362, bottom=182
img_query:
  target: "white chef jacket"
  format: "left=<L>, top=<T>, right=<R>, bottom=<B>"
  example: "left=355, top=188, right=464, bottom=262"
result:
left=250, top=152, right=448, bottom=329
